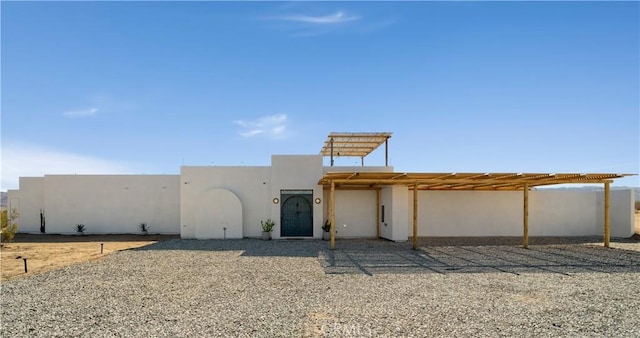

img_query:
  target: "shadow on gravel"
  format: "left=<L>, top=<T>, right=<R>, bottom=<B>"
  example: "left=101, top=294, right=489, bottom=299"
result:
left=320, top=244, right=640, bottom=276
left=417, top=236, right=639, bottom=247
left=132, top=238, right=324, bottom=257
left=133, top=238, right=640, bottom=276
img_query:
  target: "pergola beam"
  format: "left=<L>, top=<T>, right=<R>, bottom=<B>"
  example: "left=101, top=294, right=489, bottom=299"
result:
left=323, top=186, right=379, bottom=191
left=321, top=178, right=619, bottom=187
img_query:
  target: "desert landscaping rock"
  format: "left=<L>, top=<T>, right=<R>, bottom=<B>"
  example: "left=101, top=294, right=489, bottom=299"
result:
left=2, top=238, right=639, bottom=337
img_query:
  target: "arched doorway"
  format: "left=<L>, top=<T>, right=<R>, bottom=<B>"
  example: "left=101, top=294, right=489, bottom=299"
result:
left=280, top=191, right=313, bottom=237
left=194, top=188, right=243, bottom=239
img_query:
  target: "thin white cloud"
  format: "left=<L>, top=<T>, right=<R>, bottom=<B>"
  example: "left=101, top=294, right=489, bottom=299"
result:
left=1, top=144, right=141, bottom=190
left=88, top=94, right=137, bottom=112
left=265, top=9, right=376, bottom=37
left=233, top=114, right=289, bottom=139
left=280, top=11, right=360, bottom=25
left=63, top=107, right=99, bottom=118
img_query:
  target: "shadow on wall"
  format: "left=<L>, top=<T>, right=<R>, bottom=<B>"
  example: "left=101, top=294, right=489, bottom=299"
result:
left=131, top=238, right=640, bottom=275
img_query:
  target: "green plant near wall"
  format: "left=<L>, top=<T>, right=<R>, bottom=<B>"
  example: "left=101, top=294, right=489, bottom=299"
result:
left=0, top=210, right=6, bottom=229
left=1, top=208, right=19, bottom=243
left=322, top=220, right=331, bottom=232
left=261, top=219, right=275, bottom=232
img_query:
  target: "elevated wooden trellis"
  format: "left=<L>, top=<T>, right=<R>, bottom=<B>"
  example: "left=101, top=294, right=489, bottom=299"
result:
left=320, top=132, right=392, bottom=166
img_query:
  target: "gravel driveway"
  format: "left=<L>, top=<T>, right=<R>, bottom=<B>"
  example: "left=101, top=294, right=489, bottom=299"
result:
left=2, top=238, right=639, bottom=337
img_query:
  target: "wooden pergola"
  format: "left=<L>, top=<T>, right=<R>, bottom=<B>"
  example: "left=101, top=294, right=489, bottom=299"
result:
left=318, top=171, right=634, bottom=250
left=320, top=132, right=392, bottom=166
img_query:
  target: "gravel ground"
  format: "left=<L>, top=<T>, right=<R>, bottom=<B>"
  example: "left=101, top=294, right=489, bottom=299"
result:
left=2, top=238, right=639, bottom=337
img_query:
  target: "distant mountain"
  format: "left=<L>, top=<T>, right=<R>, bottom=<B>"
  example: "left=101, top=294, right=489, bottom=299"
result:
left=1, top=192, right=6, bottom=209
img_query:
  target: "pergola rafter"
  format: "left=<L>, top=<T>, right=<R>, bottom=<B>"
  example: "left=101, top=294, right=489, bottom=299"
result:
left=319, top=172, right=630, bottom=191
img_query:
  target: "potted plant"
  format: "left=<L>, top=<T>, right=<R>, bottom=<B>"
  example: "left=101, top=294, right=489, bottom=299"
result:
left=322, top=220, right=331, bottom=241
left=139, top=222, right=150, bottom=235
left=75, top=224, right=85, bottom=236
left=261, top=219, right=275, bottom=240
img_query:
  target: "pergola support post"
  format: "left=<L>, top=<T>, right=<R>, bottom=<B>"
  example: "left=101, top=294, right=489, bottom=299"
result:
left=412, top=183, right=418, bottom=250
left=604, top=181, right=610, bottom=248
left=330, top=138, right=334, bottom=166
left=330, top=181, right=336, bottom=250
left=385, top=138, right=389, bottom=167
left=523, top=183, right=529, bottom=249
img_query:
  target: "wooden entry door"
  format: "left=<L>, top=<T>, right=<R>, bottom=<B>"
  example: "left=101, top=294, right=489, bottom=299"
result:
left=280, top=191, right=313, bottom=237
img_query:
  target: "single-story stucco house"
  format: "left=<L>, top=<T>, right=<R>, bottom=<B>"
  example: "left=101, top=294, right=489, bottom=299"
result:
left=6, top=132, right=636, bottom=249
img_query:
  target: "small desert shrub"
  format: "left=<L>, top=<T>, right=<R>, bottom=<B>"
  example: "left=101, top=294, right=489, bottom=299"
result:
left=75, top=224, right=86, bottom=234
left=139, top=222, right=150, bottom=233
left=635, top=201, right=640, bottom=211
left=1, top=223, right=18, bottom=242
left=1, top=209, right=19, bottom=243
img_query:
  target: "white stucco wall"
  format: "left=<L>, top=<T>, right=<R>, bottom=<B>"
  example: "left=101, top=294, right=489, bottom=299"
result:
left=180, top=166, right=271, bottom=239
left=530, top=190, right=598, bottom=236
left=379, top=185, right=409, bottom=241
left=596, top=189, right=635, bottom=238
left=320, top=166, right=393, bottom=238
left=323, top=190, right=377, bottom=238
left=391, top=185, right=409, bottom=241
left=7, top=159, right=634, bottom=240
left=9, top=177, right=45, bottom=233
left=324, top=166, right=393, bottom=173
left=182, top=156, right=324, bottom=239
left=407, top=189, right=634, bottom=238
left=272, top=155, right=324, bottom=238
left=411, top=191, right=525, bottom=237
left=379, top=186, right=393, bottom=240
left=194, top=188, right=243, bottom=239
left=43, top=175, right=180, bottom=234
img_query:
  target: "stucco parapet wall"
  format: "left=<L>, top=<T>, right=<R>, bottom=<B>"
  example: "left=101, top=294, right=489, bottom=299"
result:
left=180, top=166, right=271, bottom=174
left=323, top=166, right=394, bottom=174
left=44, top=174, right=179, bottom=178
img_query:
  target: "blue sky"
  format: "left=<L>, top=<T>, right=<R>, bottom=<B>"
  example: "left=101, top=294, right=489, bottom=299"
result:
left=1, top=1, right=638, bottom=190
